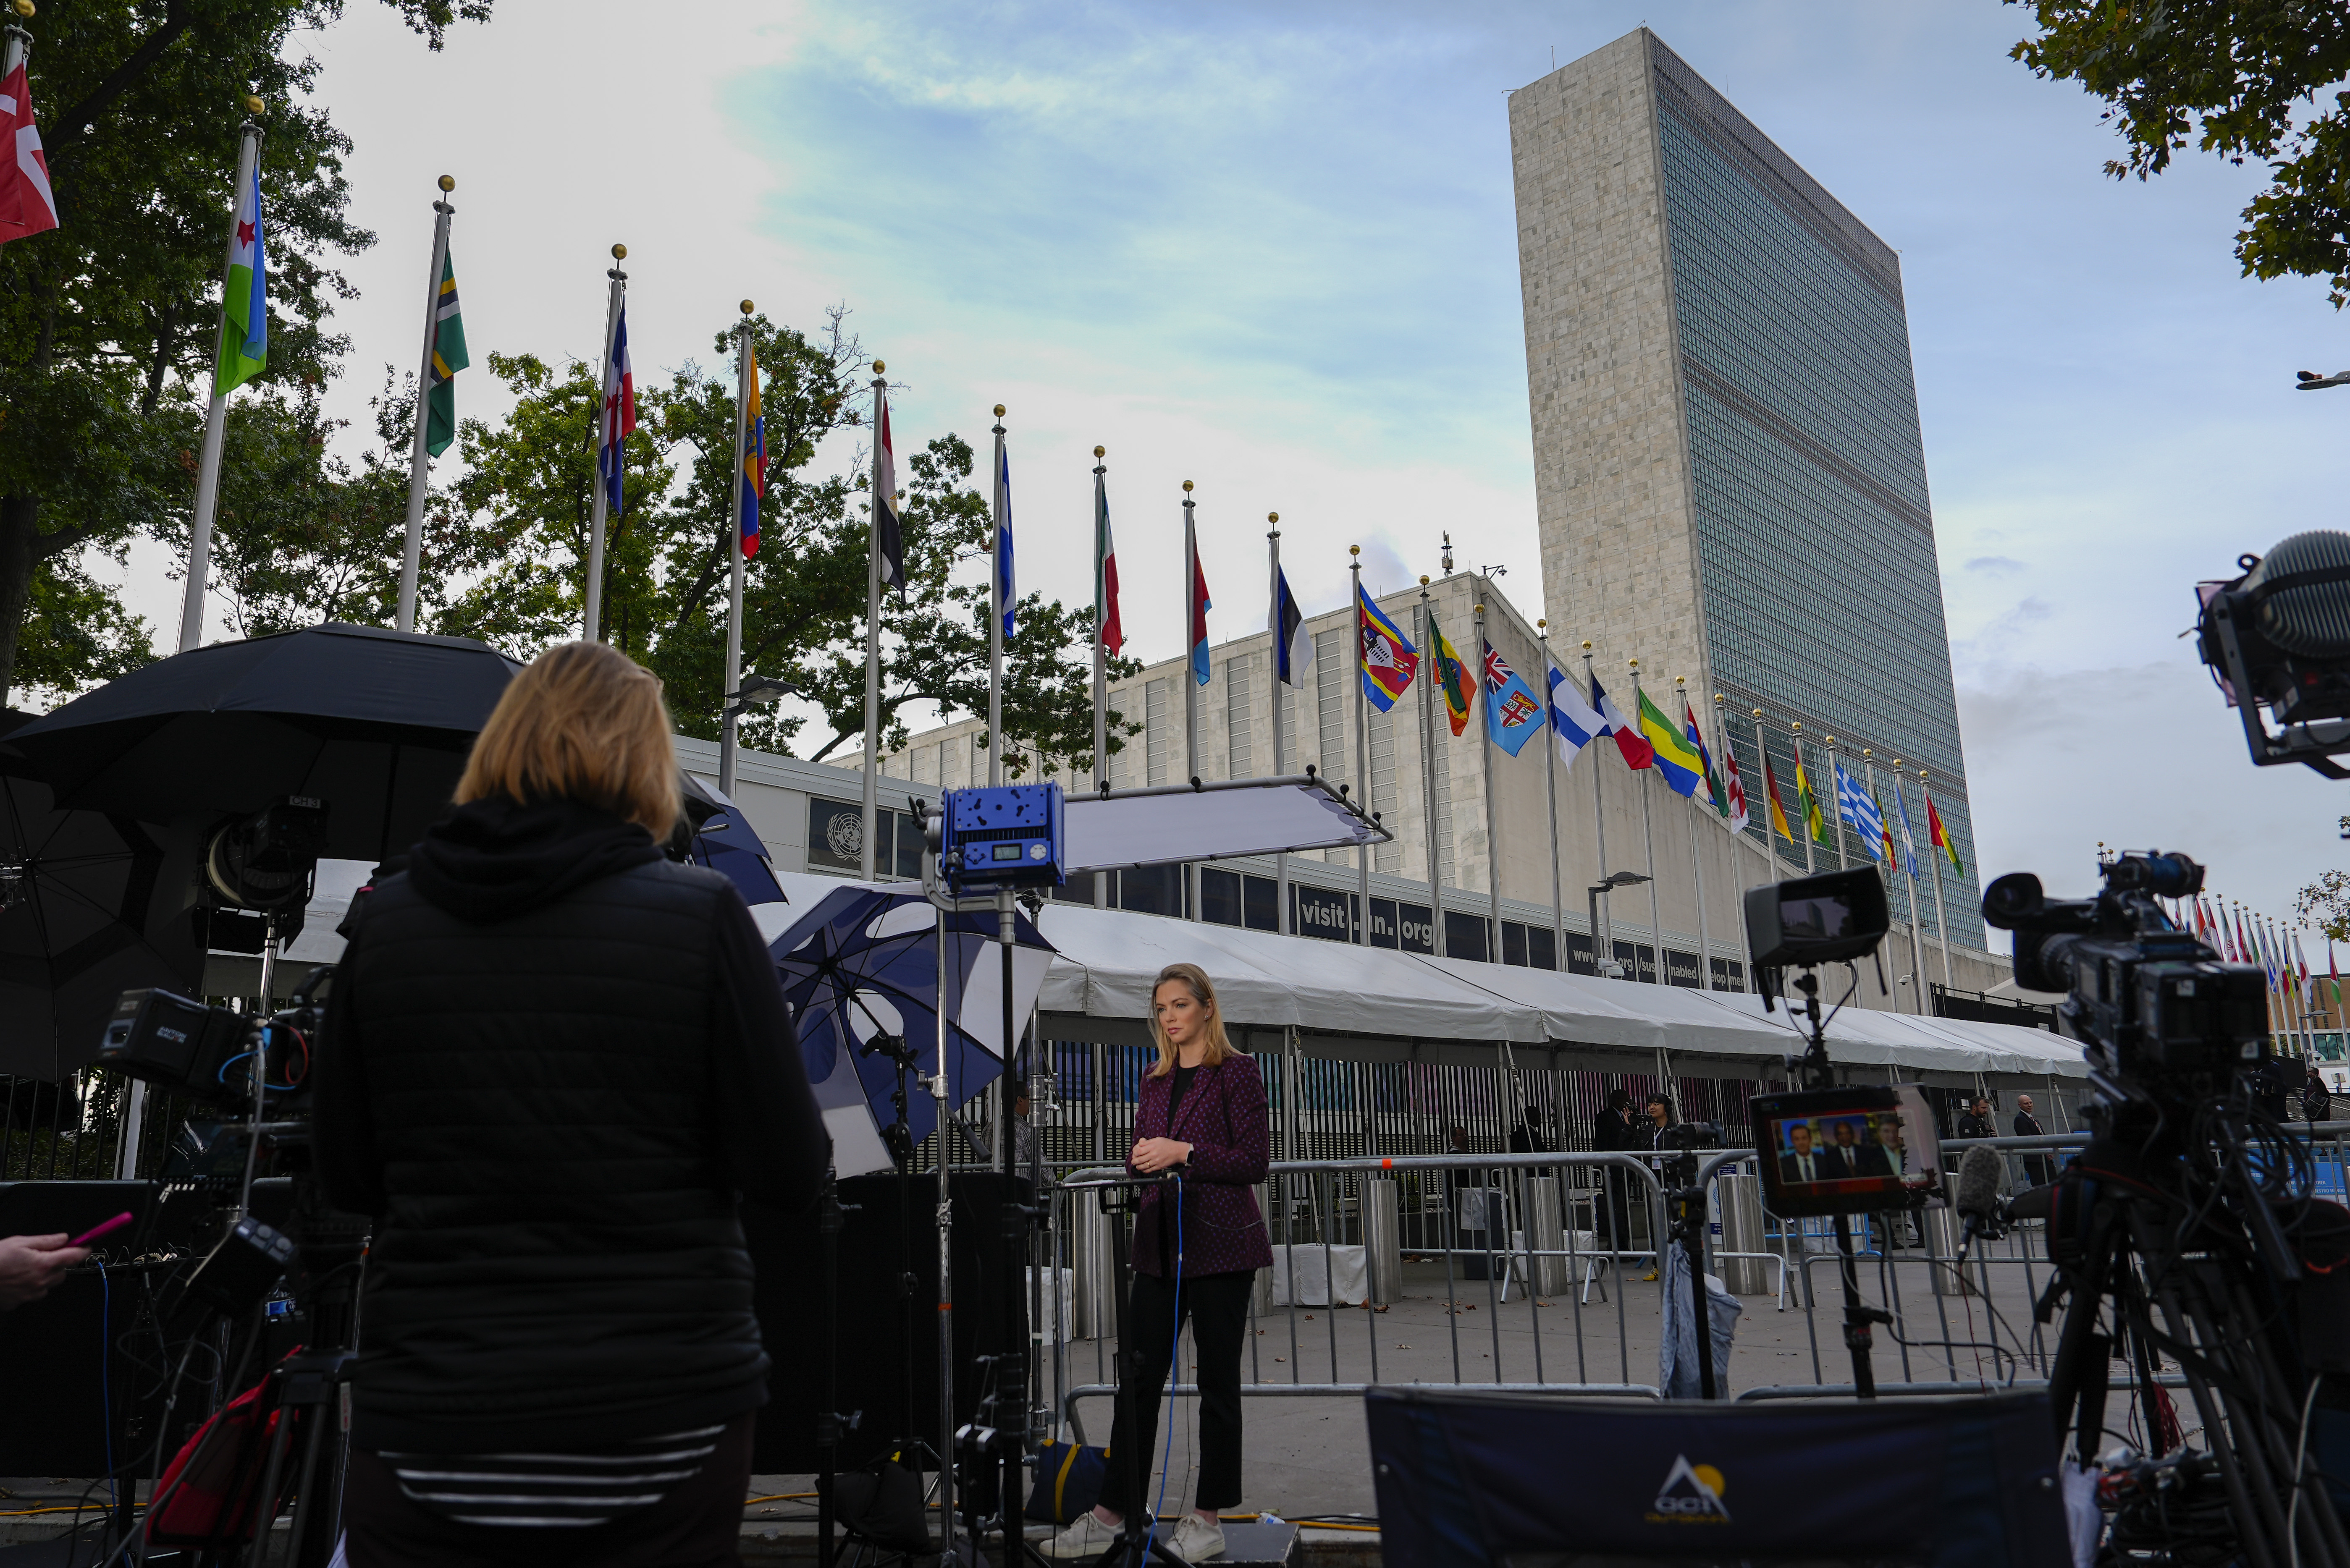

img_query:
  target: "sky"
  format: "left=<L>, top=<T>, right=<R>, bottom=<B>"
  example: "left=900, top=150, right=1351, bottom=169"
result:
left=108, top=0, right=2350, bottom=948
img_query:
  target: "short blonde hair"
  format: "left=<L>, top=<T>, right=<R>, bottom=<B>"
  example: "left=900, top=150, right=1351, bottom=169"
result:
left=1147, top=962, right=1236, bottom=1076
left=456, top=642, right=682, bottom=840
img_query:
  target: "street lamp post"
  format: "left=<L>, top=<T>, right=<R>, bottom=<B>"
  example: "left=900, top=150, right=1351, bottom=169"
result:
left=1587, top=870, right=1653, bottom=979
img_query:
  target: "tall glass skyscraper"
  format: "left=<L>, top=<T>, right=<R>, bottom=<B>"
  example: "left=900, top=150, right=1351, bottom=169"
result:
left=1510, top=28, right=1985, bottom=950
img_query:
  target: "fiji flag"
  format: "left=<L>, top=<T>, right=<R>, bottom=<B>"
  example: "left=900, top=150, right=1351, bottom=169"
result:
left=739, top=339, right=765, bottom=558
left=1357, top=586, right=1418, bottom=711
left=1482, top=643, right=1545, bottom=757
left=598, top=302, right=637, bottom=517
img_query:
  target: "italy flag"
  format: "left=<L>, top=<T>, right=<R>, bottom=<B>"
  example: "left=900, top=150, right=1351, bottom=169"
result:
left=216, top=158, right=266, bottom=395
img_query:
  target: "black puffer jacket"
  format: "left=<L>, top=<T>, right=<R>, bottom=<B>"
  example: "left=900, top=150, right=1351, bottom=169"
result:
left=314, top=795, right=826, bottom=1453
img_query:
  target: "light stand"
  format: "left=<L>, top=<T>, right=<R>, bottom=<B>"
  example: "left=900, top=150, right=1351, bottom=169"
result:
left=718, top=673, right=797, bottom=799
left=1062, top=1171, right=1190, bottom=1568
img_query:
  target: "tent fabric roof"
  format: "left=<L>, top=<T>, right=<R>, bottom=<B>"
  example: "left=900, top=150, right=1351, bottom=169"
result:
left=771, top=875, right=2082, bottom=1084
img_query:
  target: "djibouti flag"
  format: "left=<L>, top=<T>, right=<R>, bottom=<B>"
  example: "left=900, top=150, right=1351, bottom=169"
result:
left=216, top=157, right=266, bottom=395
left=425, top=248, right=469, bottom=456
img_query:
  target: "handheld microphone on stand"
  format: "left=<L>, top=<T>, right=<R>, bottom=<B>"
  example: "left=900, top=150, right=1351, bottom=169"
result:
left=1954, top=1144, right=2006, bottom=1245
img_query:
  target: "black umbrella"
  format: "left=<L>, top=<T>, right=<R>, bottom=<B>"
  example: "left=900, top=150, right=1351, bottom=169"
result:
left=0, top=715, right=205, bottom=1081
left=9, top=623, right=522, bottom=866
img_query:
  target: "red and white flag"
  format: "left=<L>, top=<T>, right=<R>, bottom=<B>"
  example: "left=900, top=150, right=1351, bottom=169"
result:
left=0, top=64, right=60, bottom=245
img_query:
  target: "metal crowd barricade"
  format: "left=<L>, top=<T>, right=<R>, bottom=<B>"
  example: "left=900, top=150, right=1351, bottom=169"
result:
left=1030, top=1122, right=2350, bottom=1437
left=1044, top=1152, right=1672, bottom=1440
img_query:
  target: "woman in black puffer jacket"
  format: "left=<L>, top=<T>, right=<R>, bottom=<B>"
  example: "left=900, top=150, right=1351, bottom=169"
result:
left=315, top=641, right=826, bottom=1568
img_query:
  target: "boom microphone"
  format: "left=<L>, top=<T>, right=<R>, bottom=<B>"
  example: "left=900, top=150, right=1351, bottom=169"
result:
left=1954, top=1144, right=2005, bottom=1242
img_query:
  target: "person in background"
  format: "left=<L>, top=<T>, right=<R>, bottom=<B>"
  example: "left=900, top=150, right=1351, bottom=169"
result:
left=2014, top=1094, right=2051, bottom=1186
left=1638, top=1094, right=1676, bottom=1280
left=2305, top=1065, right=2333, bottom=1125
left=1957, top=1097, right=1996, bottom=1141
left=0, top=1233, right=87, bottom=1309
left=316, top=642, right=829, bottom=1568
left=1594, top=1090, right=1634, bottom=1256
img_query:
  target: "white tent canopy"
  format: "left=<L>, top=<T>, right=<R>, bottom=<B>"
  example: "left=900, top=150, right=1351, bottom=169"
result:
left=769, top=874, right=2078, bottom=1086
left=1023, top=899, right=2080, bottom=1087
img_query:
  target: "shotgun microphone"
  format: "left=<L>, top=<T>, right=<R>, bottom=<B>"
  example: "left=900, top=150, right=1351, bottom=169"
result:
left=1954, top=1144, right=2005, bottom=1242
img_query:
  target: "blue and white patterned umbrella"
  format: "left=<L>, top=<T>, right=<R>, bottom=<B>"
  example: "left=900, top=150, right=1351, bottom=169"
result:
left=769, top=885, right=1054, bottom=1178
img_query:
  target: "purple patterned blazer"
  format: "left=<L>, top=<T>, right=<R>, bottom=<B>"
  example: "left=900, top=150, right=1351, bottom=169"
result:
left=1128, top=1050, right=1274, bottom=1279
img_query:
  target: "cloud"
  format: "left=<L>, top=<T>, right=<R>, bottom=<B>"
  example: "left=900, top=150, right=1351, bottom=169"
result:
left=1965, top=555, right=2026, bottom=575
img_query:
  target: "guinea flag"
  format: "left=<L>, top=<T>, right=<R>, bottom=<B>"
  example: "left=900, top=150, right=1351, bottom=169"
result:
left=216, top=156, right=266, bottom=395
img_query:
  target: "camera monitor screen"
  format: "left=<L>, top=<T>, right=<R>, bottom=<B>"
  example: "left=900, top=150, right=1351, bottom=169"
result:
left=1749, top=1086, right=1943, bottom=1218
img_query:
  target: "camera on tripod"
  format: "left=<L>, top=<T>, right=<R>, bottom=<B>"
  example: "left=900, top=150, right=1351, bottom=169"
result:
left=1980, top=850, right=2269, bottom=1084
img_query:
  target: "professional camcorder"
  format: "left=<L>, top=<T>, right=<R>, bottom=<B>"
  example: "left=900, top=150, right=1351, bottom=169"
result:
left=1980, top=850, right=2269, bottom=1087
left=2197, top=529, right=2350, bottom=779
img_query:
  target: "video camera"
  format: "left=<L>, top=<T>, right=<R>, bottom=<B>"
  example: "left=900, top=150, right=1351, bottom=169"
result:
left=1980, top=851, right=2269, bottom=1088
left=2197, top=529, right=2350, bottom=780
left=96, top=967, right=330, bottom=1112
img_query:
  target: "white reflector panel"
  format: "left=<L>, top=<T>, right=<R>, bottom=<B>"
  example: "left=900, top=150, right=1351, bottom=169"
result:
left=1063, top=776, right=1384, bottom=872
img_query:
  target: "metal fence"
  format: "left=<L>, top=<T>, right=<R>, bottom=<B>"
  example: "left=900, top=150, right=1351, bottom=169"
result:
left=1029, top=1121, right=2350, bottom=1442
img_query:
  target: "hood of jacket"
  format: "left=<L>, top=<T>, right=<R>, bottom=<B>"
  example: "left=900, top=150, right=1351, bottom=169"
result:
left=405, top=794, right=664, bottom=924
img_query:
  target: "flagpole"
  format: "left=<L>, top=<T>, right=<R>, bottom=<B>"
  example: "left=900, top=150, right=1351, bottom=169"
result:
left=1269, top=514, right=1289, bottom=934
left=180, top=109, right=265, bottom=654
left=1, top=9, right=28, bottom=76
left=1583, top=644, right=1611, bottom=970
left=1091, top=448, right=1110, bottom=907
left=1790, top=723, right=1816, bottom=875
left=1352, top=548, right=1373, bottom=947
left=1823, top=736, right=1849, bottom=870
left=1721, top=696, right=1759, bottom=987
left=1541, top=623, right=1564, bottom=971
left=720, top=304, right=753, bottom=798
left=1630, top=658, right=1660, bottom=983
left=1893, top=757, right=1927, bottom=1013
left=989, top=406, right=1007, bottom=789
left=1420, top=578, right=1445, bottom=958
left=581, top=246, right=627, bottom=642
left=1862, top=751, right=1896, bottom=1010
left=1921, top=770, right=1954, bottom=989
left=1477, top=594, right=1500, bottom=961
left=395, top=178, right=456, bottom=634
left=1678, top=678, right=1709, bottom=990
left=1182, top=480, right=1199, bottom=921
left=860, top=362, right=887, bottom=881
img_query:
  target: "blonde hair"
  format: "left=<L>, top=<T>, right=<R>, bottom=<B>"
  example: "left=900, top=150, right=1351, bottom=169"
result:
left=1147, top=962, right=1235, bottom=1076
left=456, top=642, right=682, bottom=840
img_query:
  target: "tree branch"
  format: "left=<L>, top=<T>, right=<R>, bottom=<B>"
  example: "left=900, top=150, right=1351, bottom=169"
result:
left=47, top=0, right=195, bottom=152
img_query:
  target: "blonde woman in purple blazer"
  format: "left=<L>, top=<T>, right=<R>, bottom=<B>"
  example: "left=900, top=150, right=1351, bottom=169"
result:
left=1044, top=963, right=1272, bottom=1564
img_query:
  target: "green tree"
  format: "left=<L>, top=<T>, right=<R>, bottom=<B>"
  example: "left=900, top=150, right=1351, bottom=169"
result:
left=0, top=0, right=494, bottom=707
left=2010, top=0, right=2350, bottom=306
left=2298, top=820, right=2350, bottom=938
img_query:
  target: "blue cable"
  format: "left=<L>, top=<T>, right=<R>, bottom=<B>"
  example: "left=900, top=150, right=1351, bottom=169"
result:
left=97, top=1259, right=114, bottom=1509
left=1144, top=1173, right=1183, bottom=1560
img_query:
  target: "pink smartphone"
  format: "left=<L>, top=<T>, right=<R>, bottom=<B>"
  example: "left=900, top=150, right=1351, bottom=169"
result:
left=67, top=1212, right=134, bottom=1249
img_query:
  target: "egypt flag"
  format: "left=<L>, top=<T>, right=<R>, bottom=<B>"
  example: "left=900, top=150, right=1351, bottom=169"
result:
left=217, top=157, right=267, bottom=395
left=739, top=338, right=765, bottom=558
left=0, top=63, right=59, bottom=245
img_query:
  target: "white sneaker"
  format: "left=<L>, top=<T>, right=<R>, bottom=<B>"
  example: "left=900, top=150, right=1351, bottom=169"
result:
left=1167, top=1513, right=1227, bottom=1563
left=1041, top=1511, right=1124, bottom=1560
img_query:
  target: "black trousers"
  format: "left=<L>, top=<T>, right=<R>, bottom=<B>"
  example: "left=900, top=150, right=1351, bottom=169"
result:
left=1097, top=1269, right=1253, bottom=1514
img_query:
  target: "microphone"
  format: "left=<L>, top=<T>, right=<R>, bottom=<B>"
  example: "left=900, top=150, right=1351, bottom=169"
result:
left=1954, top=1144, right=2005, bottom=1242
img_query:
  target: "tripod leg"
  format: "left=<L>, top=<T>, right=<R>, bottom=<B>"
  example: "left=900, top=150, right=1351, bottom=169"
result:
left=1833, top=1215, right=1875, bottom=1399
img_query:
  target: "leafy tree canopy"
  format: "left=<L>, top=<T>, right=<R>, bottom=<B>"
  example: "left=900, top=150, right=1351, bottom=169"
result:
left=2010, top=0, right=2350, bottom=306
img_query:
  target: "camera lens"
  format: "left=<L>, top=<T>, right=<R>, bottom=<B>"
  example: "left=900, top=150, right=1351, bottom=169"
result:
left=1981, top=872, right=2044, bottom=928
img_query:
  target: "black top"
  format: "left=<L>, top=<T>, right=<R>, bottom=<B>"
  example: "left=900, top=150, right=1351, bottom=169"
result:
left=315, top=795, right=828, bottom=1453
left=1167, top=1063, right=1201, bottom=1128
left=2013, top=1111, right=2043, bottom=1139
left=1956, top=1112, right=1996, bottom=1140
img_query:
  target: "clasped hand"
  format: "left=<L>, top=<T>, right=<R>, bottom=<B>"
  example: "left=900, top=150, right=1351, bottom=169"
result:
left=1131, top=1136, right=1193, bottom=1174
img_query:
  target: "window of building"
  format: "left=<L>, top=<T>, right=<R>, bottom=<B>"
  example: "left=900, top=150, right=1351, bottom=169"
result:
left=1446, top=911, right=1491, bottom=963
left=1120, top=863, right=1185, bottom=917
left=807, top=797, right=921, bottom=877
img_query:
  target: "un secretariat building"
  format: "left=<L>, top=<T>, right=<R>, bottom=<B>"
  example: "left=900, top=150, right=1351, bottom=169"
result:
left=1511, top=30, right=1985, bottom=950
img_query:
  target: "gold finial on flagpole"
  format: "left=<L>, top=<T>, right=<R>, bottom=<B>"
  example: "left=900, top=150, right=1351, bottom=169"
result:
left=1350, top=544, right=1360, bottom=557
left=872, top=360, right=885, bottom=374
left=1753, top=708, right=1762, bottom=719
left=1183, top=480, right=1194, bottom=492
left=740, top=299, right=754, bottom=314
left=438, top=175, right=455, bottom=193
left=1095, top=446, right=1106, bottom=458
left=13, top=3, right=36, bottom=18
left=244, top=94, right=265, bottom=114
left=994, top=403, right=1005, bottom=417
